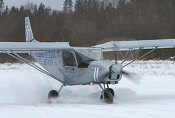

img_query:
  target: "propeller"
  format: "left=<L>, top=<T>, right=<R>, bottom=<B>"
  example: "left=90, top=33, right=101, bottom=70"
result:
left=109, top=64, right=142, bottom=85
left=122, top=70, right=141, bottom=85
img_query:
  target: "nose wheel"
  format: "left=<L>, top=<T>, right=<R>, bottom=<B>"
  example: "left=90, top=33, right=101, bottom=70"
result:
left=99, top=84, right=115, bottom=104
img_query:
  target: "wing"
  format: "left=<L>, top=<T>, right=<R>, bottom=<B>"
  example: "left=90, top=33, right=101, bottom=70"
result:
left=0, top=42, right=71, bottom=53
left=93, top=39, right=175, bottom=52
left=0, top=42, right=71, bottom=84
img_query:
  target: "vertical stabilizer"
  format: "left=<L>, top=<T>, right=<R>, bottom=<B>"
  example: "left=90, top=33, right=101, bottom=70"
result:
left=25, top=17, right=36, bottom=42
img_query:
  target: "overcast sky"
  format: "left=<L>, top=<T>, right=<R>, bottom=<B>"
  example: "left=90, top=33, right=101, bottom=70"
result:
left=4, top=0, right=66, bottom=10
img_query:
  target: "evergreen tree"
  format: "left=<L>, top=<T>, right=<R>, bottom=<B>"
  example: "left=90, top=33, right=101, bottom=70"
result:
left=63, top=0, right=73, bottom=13
left=0, top=0, right=4, bottom=16
left=3, top=6, right=9, bottom=14
left=38, top=3, right=45, bottom=15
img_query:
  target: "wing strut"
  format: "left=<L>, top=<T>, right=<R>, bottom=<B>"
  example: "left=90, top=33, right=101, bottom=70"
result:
left=7, top=53, right=64, bottom=83
left=121, top=48, right=142, bottom=64
left=122, top=48, right=157, bottom=68
left=113, top=43, right=118, bottom=64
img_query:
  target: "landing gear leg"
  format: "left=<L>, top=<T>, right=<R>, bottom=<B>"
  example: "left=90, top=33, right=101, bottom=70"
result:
left=106, top=84, right=114, bottom=96
left=48, top=85, right=64, bottom=99
left=99, top=84, right=114, bottom=104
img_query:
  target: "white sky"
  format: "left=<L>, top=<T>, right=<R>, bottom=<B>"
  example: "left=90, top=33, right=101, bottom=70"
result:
left=4, top=0, right=65, bottom=10
left=3, top=0, right=130, bottom=10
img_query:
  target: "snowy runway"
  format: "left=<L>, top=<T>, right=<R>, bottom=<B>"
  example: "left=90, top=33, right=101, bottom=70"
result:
left=0, top=61, right=175, bottom=118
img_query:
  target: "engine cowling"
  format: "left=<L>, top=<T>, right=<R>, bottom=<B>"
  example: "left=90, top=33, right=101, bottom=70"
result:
left=109, top=64, right=123, bottom=81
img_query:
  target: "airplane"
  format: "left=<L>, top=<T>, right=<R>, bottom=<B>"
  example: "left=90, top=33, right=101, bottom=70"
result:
left=0, top=17, right=175, bottom=103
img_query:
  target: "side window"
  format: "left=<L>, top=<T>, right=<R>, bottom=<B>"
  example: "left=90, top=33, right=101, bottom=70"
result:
left=62, top=51, right=76, bottom=66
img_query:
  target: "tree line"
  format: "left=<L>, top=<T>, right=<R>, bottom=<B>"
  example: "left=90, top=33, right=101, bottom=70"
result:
left=0, top=0, right=175, bottom=63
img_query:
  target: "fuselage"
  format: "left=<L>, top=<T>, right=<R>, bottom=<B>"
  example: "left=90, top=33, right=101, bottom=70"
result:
left=30, top=47, right=123, bottom=85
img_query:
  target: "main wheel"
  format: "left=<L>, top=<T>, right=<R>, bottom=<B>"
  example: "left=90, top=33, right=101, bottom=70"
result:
left=100, top=90, right=113, bottom=104
left=105, top=88, right=114, bottom=96
left=48, top=90, right=59, bottom=99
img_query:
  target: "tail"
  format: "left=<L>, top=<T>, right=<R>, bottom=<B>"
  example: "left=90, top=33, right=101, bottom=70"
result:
left=25, top=17, right=37, bottom=42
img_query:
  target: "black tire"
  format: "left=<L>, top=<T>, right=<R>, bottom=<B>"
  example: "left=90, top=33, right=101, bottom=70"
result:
left=100, top=90, right=113, bottom=104
left=48, top=90, right=59, bottom=99
left=105, top=88, right=114, bottom=96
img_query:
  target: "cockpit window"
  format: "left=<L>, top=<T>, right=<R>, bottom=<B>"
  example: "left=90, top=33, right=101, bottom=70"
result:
left=62, top=51, right=76, bottom=66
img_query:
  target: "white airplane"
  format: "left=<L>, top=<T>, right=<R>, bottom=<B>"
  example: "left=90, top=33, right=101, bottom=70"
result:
left=0, top=17, right=175, bottom=103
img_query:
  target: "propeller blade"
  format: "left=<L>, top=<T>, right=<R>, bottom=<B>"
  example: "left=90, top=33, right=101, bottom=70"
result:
left=122, top=70, right=142, bottom=85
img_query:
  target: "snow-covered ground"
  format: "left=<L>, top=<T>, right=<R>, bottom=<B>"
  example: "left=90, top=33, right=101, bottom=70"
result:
left=0, top=60, right=175, bottom=118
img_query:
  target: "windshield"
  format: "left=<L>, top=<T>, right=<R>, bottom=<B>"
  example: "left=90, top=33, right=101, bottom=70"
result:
left=75, top=48, right=102, bottom=60
left=74, top=48, right=102, bottom=67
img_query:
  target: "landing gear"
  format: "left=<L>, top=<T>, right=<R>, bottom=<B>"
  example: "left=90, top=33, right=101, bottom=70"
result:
left=100, top=89, right=114, bottom=103
left=48, top=85, right=64, bottom=100
left=99, top=84, right=115, bottom=104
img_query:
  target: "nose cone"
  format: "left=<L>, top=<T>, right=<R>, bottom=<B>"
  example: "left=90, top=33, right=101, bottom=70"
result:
left=111, top=63, right=123, bottom=73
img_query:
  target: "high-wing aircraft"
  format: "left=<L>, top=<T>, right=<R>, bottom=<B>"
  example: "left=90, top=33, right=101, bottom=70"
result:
left=0, top=17, right=175, bottom=103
